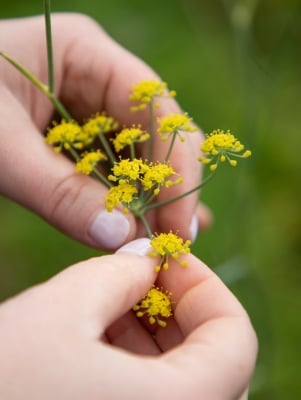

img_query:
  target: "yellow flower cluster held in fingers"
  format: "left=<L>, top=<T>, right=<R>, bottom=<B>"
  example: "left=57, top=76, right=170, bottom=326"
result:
left=129, top=79, right=176, bottom=111
left=82, top=113, right=119, bottom=138
left=112, top=126, right=150, bottom=152
left=45, top=120, right=85, bottom=152
left=199, top=129, right=252, bottom=171
left=75, top=150, right=107, bottom=175
left=133, top=286, right=172, bottom=328
left=0, top=0, right=253, bottom=331
left=149, top=232, right=191, bottom=272
left=157, top=113, right=198, bottom=142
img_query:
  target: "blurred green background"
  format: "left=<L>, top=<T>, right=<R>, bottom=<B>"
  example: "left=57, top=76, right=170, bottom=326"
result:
left=1, top=0, right=300, bottom=398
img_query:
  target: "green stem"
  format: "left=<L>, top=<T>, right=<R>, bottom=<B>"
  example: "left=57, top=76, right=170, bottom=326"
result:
left=147, top=100, right=155, bottom=161
left=164, top=133, right=177, bottom=162
left=44, top=0, right=54, bottom=93
left=146, top=170, right=216, bottom=211
left=98, top=133, right=117, bottom=165
left=130, top=142, right=136, bottom=160
left=0, top=51, right=49, bottom=95
left=49, top=93, right=72, bottom=120
left=91, top=168, right=113, bottom=188
left=139, top=213, right=153, bottom=239
left=68, top=146, right=80, bottom=161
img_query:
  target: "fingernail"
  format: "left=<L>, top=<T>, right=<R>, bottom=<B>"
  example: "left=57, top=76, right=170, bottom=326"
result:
left=189, top=214, right=199, bottom=242
left=89, top=209, right=130, bottom=250
left=116, top=238, right=151, bottom=256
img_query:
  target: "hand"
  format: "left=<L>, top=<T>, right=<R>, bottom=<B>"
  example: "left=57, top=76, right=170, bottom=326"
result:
left=0, top=239, right=257, bottom=399
left=0, top=14, right=211, bottom=251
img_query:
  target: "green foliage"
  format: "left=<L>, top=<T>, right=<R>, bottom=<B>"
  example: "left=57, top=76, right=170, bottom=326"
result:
left=1, top=1, right=300, bottom=398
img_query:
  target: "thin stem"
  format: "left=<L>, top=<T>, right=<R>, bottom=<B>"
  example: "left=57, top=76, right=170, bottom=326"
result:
left=139, top=213, right=153, bottom=239
left=130, top=142, right=136, bottom=160
left=44, top=0, right=54, bottom=93
left=147, top=100, right=155, bottom=161
left=91, top=168, right=113, bottom=188
left=146, top=170, right=216, bottom=211
left=164, top=133, right=177, bottom=162
left=49, top=93, right=72, bottom=120
left=67, top=146, right=80, bottom=161
left=0, top=52, right=49, bottom=95
left=98, top=133, right=117, bottom=165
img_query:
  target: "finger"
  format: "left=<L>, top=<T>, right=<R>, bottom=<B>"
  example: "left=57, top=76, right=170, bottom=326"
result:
left=155, top=254, right=258, bottom=399
left=106, top=311, right=161, bottom=355
left=0, top=92, right=136, bottom=251
left=44, top=238, right=157, bottom=332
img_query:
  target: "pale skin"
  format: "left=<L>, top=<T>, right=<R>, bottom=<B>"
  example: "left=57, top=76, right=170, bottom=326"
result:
left=0, top=238, right=257, bottom=400
left=0, top=13, right=211, bottom=250
left=0, top=14, right=257, bottom=399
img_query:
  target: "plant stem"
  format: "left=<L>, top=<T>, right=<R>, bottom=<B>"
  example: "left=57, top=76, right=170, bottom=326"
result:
left=147, top=100, right=154, bottom=161
left=44, top=0, right=54, bottom=93
left=146, top=170, right=216, bottom=211
left=139, top=213, right=153, bottom=238
left=164, top=133, right=177, bottom=162
left=98, top=133, right=117, bottom=165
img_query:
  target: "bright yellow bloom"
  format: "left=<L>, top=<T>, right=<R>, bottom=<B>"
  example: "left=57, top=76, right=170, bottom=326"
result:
left=45, top=120, right=86, bottom=152
left=133, top=286, right=172, bottom=327
left=129, top=80, right=176, bottom=111
left=150, top=232, right=191, bottom=272
left=82, top=113, right=119, bottom=139
left=157, top=113, right=198, bottom=141
left=105, top=182, right=138, bottom=212
left=199, top=129, right=252, bottom=171
left=108, top=158, right=149, bottom=183
left=75, top=150, right=107, bottom=175
left=141, top=162, right=183, bottom=194
left=112, top=126, right=150, bottom=152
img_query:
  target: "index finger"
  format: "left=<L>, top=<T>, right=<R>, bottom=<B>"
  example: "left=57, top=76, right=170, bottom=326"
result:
left=155, top=254, right=258, bottom=398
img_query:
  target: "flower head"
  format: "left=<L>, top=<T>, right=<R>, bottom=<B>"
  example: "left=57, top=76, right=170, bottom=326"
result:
left=157, top=113, right=198, bottom=142
left=75, top=150, right=107, bottom=175
left=82, top=113, right=119, bottom=139
left=108, top=158, right=148, bottom=183
left=112, top=126, right=150, bottom=152
left=150, top=232, right=191, bottom=272
left=199, top=129, right=252, bottom=171
left=105, top=182, right=138, bottom=212
left=129, top=80, right=176, bottom=111
left=45, top=120, right=86, bottom=152
left=133, top=286, right=172, bottom=327
left=141, top=162, right=183, bottom=195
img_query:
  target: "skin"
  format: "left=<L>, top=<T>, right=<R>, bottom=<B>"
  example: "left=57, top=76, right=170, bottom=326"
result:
left=0, top=238, right=257, bottom=399
left=0, top=15, right=256, bottom=399
left=0, top=14, right=211, bottom=251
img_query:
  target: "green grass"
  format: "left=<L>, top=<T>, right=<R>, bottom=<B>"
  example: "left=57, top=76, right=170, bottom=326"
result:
left=1, top=1, right=301, bottom=398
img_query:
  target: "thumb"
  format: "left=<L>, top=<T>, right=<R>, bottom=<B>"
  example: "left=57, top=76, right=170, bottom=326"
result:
left=45, top=238, right=156, bottom=331
left=0, top=99, right=136, bottom=251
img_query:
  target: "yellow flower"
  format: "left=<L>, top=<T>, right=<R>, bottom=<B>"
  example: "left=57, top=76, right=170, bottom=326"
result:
left=82, top=113, right=119, bottom=139
left=105, top=182, right=138, bottom=212
left=45, top=120, right=86, bottom=152
left=133, top=286, right=172, bottom=327
left=199, top=129, right=252, bottom=171
left=149, top=232, right=191, bottom=272
left=129, top=79, right=176, bottom=111
left=157, top=113, right=198, bottom=141
left=108, top=158, right=148, bottom=183
left=141, top=162, right=183, bottom=194
left=112, top=126, right=150, bottom=152
left=75, top=150, right=107, bottom=175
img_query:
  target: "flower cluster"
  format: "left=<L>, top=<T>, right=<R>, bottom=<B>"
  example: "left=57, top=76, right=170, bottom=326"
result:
left=149, top=232, right=191, bottom=272
left=1, top=2, right=253, bottom=329
left=133, top=286, right=172, bottom=327
left=199, top=129, right=252, bottom=171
